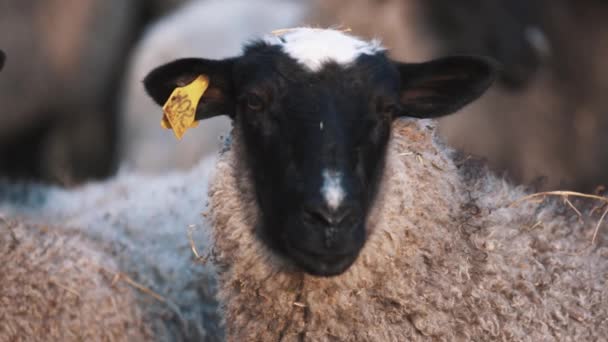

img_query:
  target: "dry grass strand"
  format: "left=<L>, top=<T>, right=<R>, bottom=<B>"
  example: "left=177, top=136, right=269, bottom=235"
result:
left=512, top=190, right=608, bottom=245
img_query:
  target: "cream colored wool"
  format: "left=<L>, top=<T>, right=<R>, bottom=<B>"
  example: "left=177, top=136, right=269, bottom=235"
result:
left=0, top=221, right=150, bottom=341
left=210, top=119, right=608, bottom=341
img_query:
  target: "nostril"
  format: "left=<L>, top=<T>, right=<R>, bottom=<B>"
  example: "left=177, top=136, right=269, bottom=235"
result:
left=332, top=208, right=351, bottom=225
left=303, top=207, right=331, bottom=225
left=302, top=205, right=352, bottom=226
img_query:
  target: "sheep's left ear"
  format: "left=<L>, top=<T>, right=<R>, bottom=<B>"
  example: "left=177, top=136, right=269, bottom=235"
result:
left=394, top=56, right=497, bottom=118
left=0, top=50, right=5, bottom=72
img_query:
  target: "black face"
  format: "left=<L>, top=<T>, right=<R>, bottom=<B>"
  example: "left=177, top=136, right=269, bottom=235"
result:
left=233, top=45, right=399, bottom=276
left=144, top=40, right=496, bottom=276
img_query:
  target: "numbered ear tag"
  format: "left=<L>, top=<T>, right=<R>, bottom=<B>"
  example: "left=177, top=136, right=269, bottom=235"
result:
left=161, top=75, right=209, bottom=139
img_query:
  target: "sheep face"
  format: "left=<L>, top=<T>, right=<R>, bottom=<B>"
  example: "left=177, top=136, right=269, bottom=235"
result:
left=144, top=29, right=496, bottom=276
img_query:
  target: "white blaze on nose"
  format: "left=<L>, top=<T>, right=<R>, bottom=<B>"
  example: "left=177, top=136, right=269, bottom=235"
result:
left=321, top=170, right=345, bottom=210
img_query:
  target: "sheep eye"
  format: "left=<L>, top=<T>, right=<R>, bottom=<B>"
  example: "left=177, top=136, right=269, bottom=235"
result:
left=246, top=93, right=265, bottom=112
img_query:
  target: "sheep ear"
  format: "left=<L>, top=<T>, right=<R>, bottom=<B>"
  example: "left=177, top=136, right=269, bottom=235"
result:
left=144, top=57, right=237, bottom=120
left=0, top=50, right=5, bottom=72
left=394, top=56, right=497, bottom=118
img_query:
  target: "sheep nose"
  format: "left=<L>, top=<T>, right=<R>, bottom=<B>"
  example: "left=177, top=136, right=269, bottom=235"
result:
left=303, top=204, right=352, bottom=227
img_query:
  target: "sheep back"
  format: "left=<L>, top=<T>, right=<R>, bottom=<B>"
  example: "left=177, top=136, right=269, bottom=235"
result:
left=0, top=220, right=151, bottom=341
left=0, top=155, right=222, bottom=341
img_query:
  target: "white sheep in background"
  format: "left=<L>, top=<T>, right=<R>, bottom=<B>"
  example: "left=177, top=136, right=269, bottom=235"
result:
left=119, top=0, right=308, bottom=172
left=0, top=156, right=221, bottom=341
left=143, top=28, right=608, bottom=341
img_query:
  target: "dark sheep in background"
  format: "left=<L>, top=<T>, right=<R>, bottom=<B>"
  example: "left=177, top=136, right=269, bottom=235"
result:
left=0, top=0, right=188, bottom=185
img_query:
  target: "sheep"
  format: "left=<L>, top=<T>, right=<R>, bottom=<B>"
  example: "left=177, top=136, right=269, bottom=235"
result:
left=0, top=219, right=150, bottom=341
left=119, top=0, right=308, bottom=173
left=8, top=49, right=154, bottom=341
left=143, top=28, right=608, bottom=341
left=436, top=1, right=608, bottom=191
left=0, top=0, right=189, bottom=185
left=0, top=156, right=222, bottom=341
left=0, top=0, right=136, bottom=184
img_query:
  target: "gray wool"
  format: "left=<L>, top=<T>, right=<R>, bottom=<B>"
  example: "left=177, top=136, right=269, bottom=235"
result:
left=0, top=156, right=221, bottom=341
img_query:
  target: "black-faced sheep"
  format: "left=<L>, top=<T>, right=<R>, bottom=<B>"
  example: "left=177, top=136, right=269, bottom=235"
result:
left=144, top=28, right=608, bottom=341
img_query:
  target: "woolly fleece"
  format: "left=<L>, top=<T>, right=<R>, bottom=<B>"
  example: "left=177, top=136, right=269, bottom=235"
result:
left=0, top=156, right=221, bottom=341
left=0, top=220, right=150, bottom=341
left=210, top=119, right=608, bottom=341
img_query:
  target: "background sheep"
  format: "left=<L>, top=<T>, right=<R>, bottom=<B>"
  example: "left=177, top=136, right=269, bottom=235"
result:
left=0, top=0, right=187, bottom=185
left=0, top=156, right=221, bottom=341
left=0, top=219, right=150, bottom=341
left=143, top=28, right=608, bottom=340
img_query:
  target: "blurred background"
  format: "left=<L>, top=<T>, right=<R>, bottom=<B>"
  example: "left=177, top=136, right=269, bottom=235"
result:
left=0, top=0, right=607, bottom=191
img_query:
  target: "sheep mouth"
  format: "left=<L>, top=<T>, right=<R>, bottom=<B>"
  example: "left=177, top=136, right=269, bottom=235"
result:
left=285, top=241, right=361, bottom=277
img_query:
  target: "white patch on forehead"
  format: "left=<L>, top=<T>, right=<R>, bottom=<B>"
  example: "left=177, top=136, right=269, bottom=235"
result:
left=264, top=28, right=384, bottom=71
left=321, top=170, right=345, bottom=210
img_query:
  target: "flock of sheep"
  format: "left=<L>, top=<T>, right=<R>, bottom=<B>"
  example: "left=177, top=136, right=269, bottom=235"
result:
left=1, top=1, right=607, bottom=342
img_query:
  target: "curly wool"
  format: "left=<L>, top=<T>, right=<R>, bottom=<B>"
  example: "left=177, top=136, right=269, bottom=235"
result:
left=209, top=119, right=608, bottom=341
left=0, top=221, right=150, bottom=341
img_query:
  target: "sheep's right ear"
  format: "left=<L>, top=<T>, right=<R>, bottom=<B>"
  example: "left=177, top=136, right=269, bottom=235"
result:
left=394, top=56, right=497, bottom=119
left=0, top=50, right=5, bottom=72
left=144, top=57, right=237, bottom=120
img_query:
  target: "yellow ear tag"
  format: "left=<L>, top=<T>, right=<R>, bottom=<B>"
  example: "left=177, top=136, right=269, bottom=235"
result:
left=161, top=75, right=209, bottom=139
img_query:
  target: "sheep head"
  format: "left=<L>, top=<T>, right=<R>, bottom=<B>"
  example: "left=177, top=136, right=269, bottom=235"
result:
left=144, top=28, right=496, bottom=276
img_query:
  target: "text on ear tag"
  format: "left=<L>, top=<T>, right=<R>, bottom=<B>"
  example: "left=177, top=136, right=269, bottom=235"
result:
left=161, top=74, right=209, bottom=139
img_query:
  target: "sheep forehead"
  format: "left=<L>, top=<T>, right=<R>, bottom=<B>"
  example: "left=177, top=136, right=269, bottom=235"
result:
left=263, top=28, right=385, bottom=71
